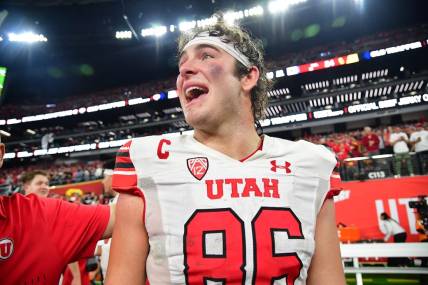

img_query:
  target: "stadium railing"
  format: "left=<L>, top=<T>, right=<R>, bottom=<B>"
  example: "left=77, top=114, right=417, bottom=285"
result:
left=341, top=243, right=428, bottom=285
left=341, top=153, right=426, bottom=181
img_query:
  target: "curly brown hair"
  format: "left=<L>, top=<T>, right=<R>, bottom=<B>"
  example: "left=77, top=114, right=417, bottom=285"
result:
left=177, top=17, right=272, bottom=121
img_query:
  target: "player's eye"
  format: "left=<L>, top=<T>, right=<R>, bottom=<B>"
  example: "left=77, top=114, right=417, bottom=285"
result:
left=201, top=52, right=214, bottom=60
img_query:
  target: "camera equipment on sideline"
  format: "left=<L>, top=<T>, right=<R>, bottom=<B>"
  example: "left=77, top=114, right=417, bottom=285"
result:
left=409, top=196, right=428, bottom=228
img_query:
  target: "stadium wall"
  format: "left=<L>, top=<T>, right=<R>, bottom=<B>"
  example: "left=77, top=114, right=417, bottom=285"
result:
left=335, top=176, right=428, bottom=242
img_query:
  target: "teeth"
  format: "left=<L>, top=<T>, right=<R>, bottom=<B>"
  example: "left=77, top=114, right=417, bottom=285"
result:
left=185, top=86, right=205, bottom=97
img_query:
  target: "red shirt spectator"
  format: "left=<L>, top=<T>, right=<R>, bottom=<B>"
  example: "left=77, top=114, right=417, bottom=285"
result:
left=349, top=138, right=363, bottom=157
left=0, top=193, right=110, bottom=284
left=336, top=143, right=351, bottom=161
left=361, top=127, right=380, bottom=155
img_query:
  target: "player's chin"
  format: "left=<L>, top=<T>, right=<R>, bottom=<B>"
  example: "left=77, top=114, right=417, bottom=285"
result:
left=183, top=113, right=199, bottom=128
left=184, top=111, right=208, bottom=129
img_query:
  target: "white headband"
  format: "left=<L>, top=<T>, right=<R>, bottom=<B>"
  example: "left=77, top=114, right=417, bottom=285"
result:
left=182, top=33, right=251, bottom=68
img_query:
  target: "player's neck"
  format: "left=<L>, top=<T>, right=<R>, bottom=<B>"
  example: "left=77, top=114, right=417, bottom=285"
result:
left=193, top=123, right=261, bottom=161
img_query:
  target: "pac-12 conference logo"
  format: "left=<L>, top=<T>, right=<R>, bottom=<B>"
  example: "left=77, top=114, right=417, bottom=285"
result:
left=0, top=238, right=14, bottom=260
left=187, top=157, right=209, bottom=180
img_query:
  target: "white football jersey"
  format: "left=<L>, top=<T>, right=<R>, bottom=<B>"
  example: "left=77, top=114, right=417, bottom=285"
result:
left=112, top=134, right=337, bottom=285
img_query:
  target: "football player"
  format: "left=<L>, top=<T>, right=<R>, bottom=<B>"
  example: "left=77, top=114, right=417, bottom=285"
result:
left=106, top=16, right=345, bottom=285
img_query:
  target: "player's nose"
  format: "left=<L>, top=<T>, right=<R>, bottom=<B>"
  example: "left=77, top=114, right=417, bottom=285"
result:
left=179, top=58, right=198, bottom=78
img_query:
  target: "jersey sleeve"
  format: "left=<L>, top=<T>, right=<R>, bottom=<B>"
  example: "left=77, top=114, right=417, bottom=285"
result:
left=112, top=139, right=143, bottom=198
left=299, top=141, right=338, bottom=213
left=45, top=199, right=110, bottom=263
left=326, top=172, right=343, bottom=199
left=297, top=141, right=337, bottom=180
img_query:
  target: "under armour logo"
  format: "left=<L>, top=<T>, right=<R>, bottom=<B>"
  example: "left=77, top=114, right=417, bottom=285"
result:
left=270, top=160, right=291, bottom=173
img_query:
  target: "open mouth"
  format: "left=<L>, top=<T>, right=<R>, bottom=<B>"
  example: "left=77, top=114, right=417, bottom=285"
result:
left=185, top=86, right=209, bottom=103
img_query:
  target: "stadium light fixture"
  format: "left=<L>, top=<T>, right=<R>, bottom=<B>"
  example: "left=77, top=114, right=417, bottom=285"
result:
left=369, top=41, right=422, bottom=58
left=167, top=90, right=178, bottom=99
left=0, top=36, right=3, bottom=42
left=141, top=26, right=167, bottom=37
left=115, top=30, right=132, bottom=39
left=244, top=6, right=264, bottom=17
left=0, top=130, right=11, bottom=137
left=268, top=1, right=286, bottom=14
left=6, top=118, right=21, bottom=125
left=8, top=32, right=48, bottom=43
left=26, top=129, right=36, bottom=135
left=354, top=0, right=364, bottom=11
left=196, top=16, right=217, bottom=28
left=17, top=151, right=32, bottom=158
left=268, top=0, right=307, bottom=14
left=178, top=6, right=261, bottom=33
left=4, top=152, right=15, bottom=159
left=179, top=20, right=196, bottom=32
left=275, top=69, right=285, bottom=78
left=224, top=10, right=244, bottom=26
left=128, top=97, right=150, bottom=105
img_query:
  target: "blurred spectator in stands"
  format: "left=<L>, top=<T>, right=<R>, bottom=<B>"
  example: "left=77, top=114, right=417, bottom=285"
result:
left=94, top=162, right=104, bottom=178
left=382, top=127, right=393, bottom=154
left=380, top=212, right=409, bottom=266
left=376, top=129, right=386, bottom=154
left=390, top=126, right=414, bottom=177
left=410, top=123, right=428, bottom=174
left=361, top=126, right=380, bottom=156
left=342, top=160, right=359, bottom=181
left=82, top=192, right=99, bottom=205
left=336, top=140, right=350, bottom=161
left=21, top=170, right=50, bottom=197
left=349, top=135, right=363, bottom=158
left=65, top=188, right=83, bottom=203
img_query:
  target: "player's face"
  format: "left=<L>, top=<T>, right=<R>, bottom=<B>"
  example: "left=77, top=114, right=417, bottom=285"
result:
left=177, top=44, right=243, bottom=130
left=24, top=175, right=50, bottom=197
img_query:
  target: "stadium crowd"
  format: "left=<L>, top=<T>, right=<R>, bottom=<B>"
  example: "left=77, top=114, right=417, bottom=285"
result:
left=305, top=122, right=426, bottom=160
left=1, top=121, right=427, bottom=192
left=0, top=160, right=104, bottom=188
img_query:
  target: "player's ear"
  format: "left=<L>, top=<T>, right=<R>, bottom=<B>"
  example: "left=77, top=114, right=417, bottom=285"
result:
left=241, top=66, right=259, bottom=93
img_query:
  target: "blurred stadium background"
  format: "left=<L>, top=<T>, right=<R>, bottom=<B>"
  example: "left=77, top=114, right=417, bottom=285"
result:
left=0, top=0, right=427, bottom=284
